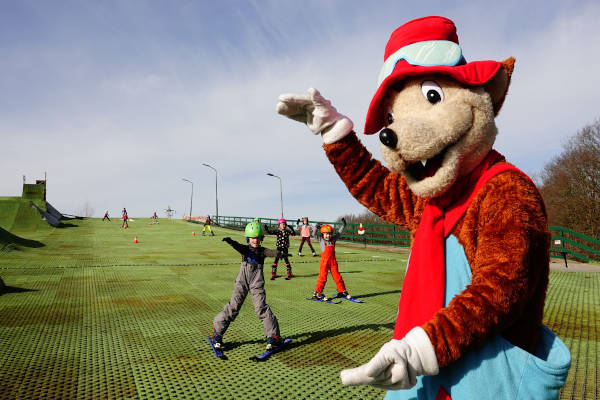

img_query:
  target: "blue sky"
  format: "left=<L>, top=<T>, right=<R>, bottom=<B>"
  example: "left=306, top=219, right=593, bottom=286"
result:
left=1, top=0, right=599, bottom=221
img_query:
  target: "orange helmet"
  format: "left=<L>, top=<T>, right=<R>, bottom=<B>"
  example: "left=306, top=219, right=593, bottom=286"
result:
left=320, top=224, right=333, bottom=234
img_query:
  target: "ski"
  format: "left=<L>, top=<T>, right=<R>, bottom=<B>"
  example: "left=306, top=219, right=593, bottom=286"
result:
left=250, top=338, right=292, bottom=361
left=331, top=294, right=363, bottom=303
left=306, top=297, right=342, bottom=304
left=207, top=336, right=226, bottom=359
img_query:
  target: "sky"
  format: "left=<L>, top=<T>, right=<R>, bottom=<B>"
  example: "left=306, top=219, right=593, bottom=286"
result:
left=1, top=0, right=599, bottom=221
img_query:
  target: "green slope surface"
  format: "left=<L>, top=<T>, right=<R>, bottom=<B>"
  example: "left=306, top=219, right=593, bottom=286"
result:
left=0, top=218, right=597, bottom=399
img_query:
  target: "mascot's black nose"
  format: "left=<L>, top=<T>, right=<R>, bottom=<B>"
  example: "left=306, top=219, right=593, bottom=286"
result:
left=379, top=128, right=398, bottom=148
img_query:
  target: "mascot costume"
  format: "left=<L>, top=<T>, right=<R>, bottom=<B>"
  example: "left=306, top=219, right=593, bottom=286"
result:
left=277, top=16, right=571, bottom=400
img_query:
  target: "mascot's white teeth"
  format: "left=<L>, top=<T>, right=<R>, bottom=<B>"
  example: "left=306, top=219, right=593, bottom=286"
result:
left=420, top=159, right=428, bottom=167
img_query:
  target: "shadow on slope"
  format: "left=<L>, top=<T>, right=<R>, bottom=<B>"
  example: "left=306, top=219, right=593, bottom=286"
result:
left=225, top=321, right=395, bottom=351
left=355, top=289, right=401, bottom=299
left=56, top=222, right=79, bottom=228
left=0, top=226, right=45, bottom=251
left=0, top=283, right=37, bottom=296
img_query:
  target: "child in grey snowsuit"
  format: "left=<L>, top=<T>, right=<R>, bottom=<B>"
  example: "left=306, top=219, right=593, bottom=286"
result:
left=210, top=222, right=287, bottom=350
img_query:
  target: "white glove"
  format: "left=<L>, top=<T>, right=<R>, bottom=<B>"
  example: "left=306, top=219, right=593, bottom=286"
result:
left=340, top=327, right=439, bottom=390
left=276, top=88, right=354, bottom=144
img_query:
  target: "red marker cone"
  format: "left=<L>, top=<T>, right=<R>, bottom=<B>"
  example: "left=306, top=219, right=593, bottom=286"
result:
left=133, top=236, right=138, bottom=243
left=192, top=231, right=196, bottom=236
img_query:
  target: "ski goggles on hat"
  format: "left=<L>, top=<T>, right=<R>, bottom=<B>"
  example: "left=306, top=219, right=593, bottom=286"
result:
left=377, top=40, right=464, bottom=86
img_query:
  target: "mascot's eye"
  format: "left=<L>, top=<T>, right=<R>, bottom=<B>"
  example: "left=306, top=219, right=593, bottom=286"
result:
left=421, top=81, right=444, bottom=104
left=386, top=111, right=394, bottom=125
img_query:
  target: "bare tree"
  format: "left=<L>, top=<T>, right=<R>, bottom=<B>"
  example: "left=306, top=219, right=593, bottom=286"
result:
left=338, top=209, right=385, bottom=225
left=77, top=201, right=95, bottom=218
left=539, top=119, right=600, bottom=239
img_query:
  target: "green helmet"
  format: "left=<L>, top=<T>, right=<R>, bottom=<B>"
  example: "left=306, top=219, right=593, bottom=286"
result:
left=245, top=222, right=264, bottom=238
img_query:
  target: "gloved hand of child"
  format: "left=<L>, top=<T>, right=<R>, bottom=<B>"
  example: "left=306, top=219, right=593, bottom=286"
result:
left=276, top=88, right=354, bottom=144
left=222, top=237, right=232, bottom=243
left=340, top=327, right=438, bottom=390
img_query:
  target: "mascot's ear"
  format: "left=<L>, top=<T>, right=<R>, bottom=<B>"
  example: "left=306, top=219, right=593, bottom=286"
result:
left=483, top=57, right=515, bottom=116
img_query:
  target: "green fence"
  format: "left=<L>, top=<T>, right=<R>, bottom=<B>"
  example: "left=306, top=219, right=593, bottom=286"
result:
left=549, top=226, right=600, bottom=263
left=213, top=216, right=600, bottom=262
left=214, top=215, right=410, bottom=247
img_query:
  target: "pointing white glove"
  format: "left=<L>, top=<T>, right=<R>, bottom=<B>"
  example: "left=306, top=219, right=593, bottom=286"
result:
left=276, top=88, right=354, bottom=144
left=340, top=327, right=439, bottom=390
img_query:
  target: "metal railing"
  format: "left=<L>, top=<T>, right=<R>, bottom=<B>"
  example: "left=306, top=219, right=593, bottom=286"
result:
left=215, top=215, right=410, bottom=247
left=549, top=226, right=600, bottom=263
left=213, top=216, right=599, bottom=263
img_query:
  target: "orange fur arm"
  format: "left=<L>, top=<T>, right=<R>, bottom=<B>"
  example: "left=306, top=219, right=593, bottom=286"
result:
left=323, top=132, right=424, bottom=230
left=423, top=170, right=549, bottom=367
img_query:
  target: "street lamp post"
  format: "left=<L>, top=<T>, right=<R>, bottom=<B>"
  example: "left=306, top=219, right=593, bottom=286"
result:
left=202, top=163, right=219, bottom=225
left=266, top=173, right=283, bottom=219
left=181, top=178, right=193, bottom=221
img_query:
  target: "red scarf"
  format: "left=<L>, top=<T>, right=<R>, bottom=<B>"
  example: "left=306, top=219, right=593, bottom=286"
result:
left=393, top=150, right=523, bottom=340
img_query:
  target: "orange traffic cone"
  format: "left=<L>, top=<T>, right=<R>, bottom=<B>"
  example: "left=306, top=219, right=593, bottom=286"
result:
left=133, top=236, right=138, bottom=243
left=192, top=231, right=196, bottom=236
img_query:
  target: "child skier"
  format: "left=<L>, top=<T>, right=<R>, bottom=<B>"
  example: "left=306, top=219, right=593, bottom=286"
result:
left=121, top=211, right=129, bottom=229
left=312, top=218, right=351, bottom=301
left=209, top=221, right=286, bottom=351
left=296, top=217, right=317, bottom=257
left=265, top=218, right=295, bottom=280
left=202, top=215, right=215, bottom=236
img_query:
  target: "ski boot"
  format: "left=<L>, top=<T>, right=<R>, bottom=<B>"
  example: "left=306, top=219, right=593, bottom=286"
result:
left=266, top=336, right=283, bottom=350
left=209, top=332, right=223, bottom=349
left=271, top=265, right=277, bottom=280
left=312, top=291, right=328, bottom=301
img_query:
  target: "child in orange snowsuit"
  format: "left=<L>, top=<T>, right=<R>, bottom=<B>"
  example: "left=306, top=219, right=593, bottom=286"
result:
left=312, top=218, right=350, bottom=301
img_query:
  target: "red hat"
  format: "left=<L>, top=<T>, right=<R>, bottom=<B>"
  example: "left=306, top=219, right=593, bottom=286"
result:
left=364, top=16, right=502, bottom=134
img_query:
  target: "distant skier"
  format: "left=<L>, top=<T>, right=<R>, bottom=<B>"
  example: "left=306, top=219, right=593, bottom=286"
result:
left=121, top=211, right=129, bottom=229
left=102, top=210, right=111, bottom=222
left=202, top=215, right=215, bottom=236
left=296, top=217, right=317, bottom=257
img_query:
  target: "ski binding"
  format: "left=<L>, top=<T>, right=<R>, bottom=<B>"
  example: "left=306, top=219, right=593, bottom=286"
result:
left=250, top=338, right=292, bottom=361
left=207, top=336, right=226, bottom=359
